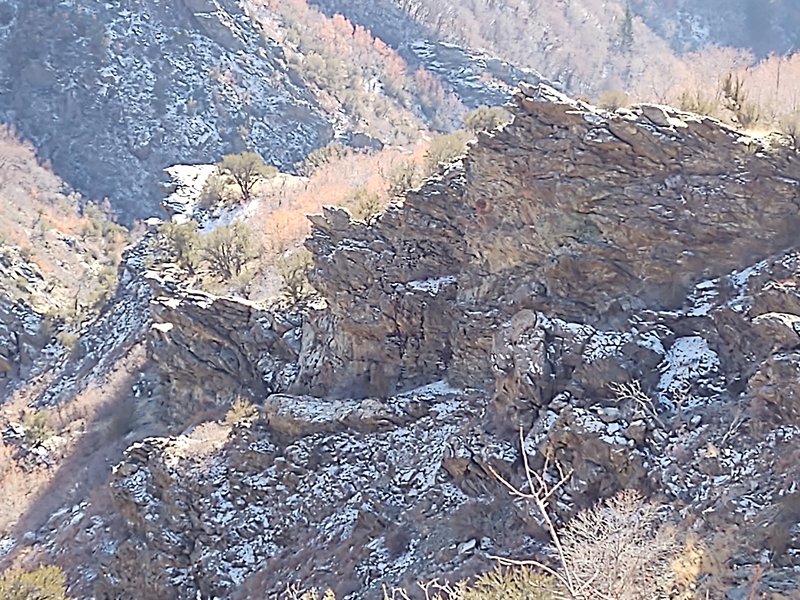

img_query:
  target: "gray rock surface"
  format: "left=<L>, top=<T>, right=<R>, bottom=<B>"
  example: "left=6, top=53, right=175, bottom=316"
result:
left=86, top=85, right=800, bottom=597
left=8, top=85, right=800, bottom=598
left=147, top=276, right=301, bottom=424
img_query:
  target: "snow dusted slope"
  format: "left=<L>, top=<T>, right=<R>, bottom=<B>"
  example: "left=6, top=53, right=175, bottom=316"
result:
left=308, top=0, right=545, bottom=107
left=4, top=83, right=800, bottom=598
left=636, top=0, right=800, bottom=55
left=0, top=0, right=333, bottom=221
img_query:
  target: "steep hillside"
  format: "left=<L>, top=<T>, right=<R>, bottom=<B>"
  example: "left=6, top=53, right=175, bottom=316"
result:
left=0, top=127, right=130, bottom=402
left=3, top=85, right=799, bottom=599
left=0, top=0, right=539, bottom=223
left=325, top=0, right=800, bottom=110
left=0, top=0, right=334, bottom=221
left=636, top=0, right=800, bottom=55
left=1, top=0, right=795, bottom=225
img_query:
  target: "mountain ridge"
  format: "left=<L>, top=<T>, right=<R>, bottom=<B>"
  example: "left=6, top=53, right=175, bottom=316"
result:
left=2, top=83, right=798, bottom=597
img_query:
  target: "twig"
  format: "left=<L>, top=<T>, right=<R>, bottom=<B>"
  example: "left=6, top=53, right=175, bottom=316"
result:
left=746, top=564, right=763, bottom=600
left=610, top=381, right=667, bottom=429
left=721, top=411, right=745, bottom=446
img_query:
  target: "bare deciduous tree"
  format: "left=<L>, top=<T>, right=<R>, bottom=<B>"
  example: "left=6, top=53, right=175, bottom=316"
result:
left=202, top=222, right=258, bottom=280
left=219, top=152, right=278, bottom=202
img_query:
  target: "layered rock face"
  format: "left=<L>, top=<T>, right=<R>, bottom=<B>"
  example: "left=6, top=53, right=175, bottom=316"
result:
left=0, top=248, right=75, bottom=401
left=102, top=386, right=519, bottom=599
left=305, top=84, right=800, bottom=398
left=147, top=277, right=301, bottom=424
left=96, top=86, right=800, bottom=598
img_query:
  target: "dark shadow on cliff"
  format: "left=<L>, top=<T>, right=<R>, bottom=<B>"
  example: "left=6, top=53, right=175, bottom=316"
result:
left=1, top=344, right=164, bottom=586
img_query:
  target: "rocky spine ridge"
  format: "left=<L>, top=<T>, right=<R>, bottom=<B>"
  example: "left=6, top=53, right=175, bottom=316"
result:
left=77, top=85, right=800, bottom=597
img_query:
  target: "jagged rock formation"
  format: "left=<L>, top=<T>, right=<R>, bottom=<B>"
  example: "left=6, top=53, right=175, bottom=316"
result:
left=0, top=296, right=51, bottom=399
left=0, top=228, right=155, bottom=411
left=34, top=244, right=154, bottom=409
left=303, top=84, right=800, bottom=398
left=147, top=277, right=301, bottom=425
left=100, top=386, right=516, bottom=599
left=0, top=247, right=74, bottom=401
left=76, top=85, right=800, bottom=598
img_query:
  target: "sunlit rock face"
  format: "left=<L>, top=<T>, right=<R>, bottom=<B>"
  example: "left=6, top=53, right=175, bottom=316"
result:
left=31, top=85, right=800, bottom=598
left=304, top=83, right=800, bottom=398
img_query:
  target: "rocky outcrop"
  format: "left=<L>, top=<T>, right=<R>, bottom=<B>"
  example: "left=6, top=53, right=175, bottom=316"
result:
left=0, top=296, right=51, bottom=400
left=0, top=247, right=62, bottom=400
left=89, top=86, right=800, bottom=597
left=147, top=277, right=301, bottom=425
left=101, top=385, right=520, bottom=599
left=23, top=255, right=153, bottom=413
left=304, top=83, right=800, bottom=399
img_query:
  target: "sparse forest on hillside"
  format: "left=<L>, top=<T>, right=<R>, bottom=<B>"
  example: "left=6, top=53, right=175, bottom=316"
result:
left=0, top=126, right=130, bottom=319
left=246, top=0, right=465, bottom=141
left=376, top=0, right=800, bottom=129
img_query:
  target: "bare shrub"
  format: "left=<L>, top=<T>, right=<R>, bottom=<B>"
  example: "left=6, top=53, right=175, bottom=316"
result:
left=383, top=569, right=561, bottom=599
left=463, top=106, right=513, bottom=133
left=201, top=222, right=259, bottom=280
left=23, top=409, right=52, bottom=447
left=780, top=111, right=800, bottom=148
left=348, top=187, right=385, bottom=222
left=284, top=585, right=336, bottom=600
left=720, top=72, right=747, bottom=109
left=424, top=131, right=472, bottom=173
left=288, top=570, right=559, bottom=600
left=387, top=160, right=421, bottom=197
left=224, top=397, right=257, bottom=425
left=302, top=143, right=350, bottom=175
left=558, top=491, right=678, bottom=600
left=219, top=152, right=278, bottom=202
left=158, top=220, right=201, bottom=272
left=735, top=101, right=762, bottom=129
left=277, top=251, right=313, bottom=304
left=0, top=565, right=68, bottom=600
left=597, top=89, right=630, bottom=111
left=489, top=430, right=683, bottom=600
left=199, top=172, right=233, bottom=209
left=56, top=330, right=79, bottom=354
left=677, top=90, right=718, bottom=116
